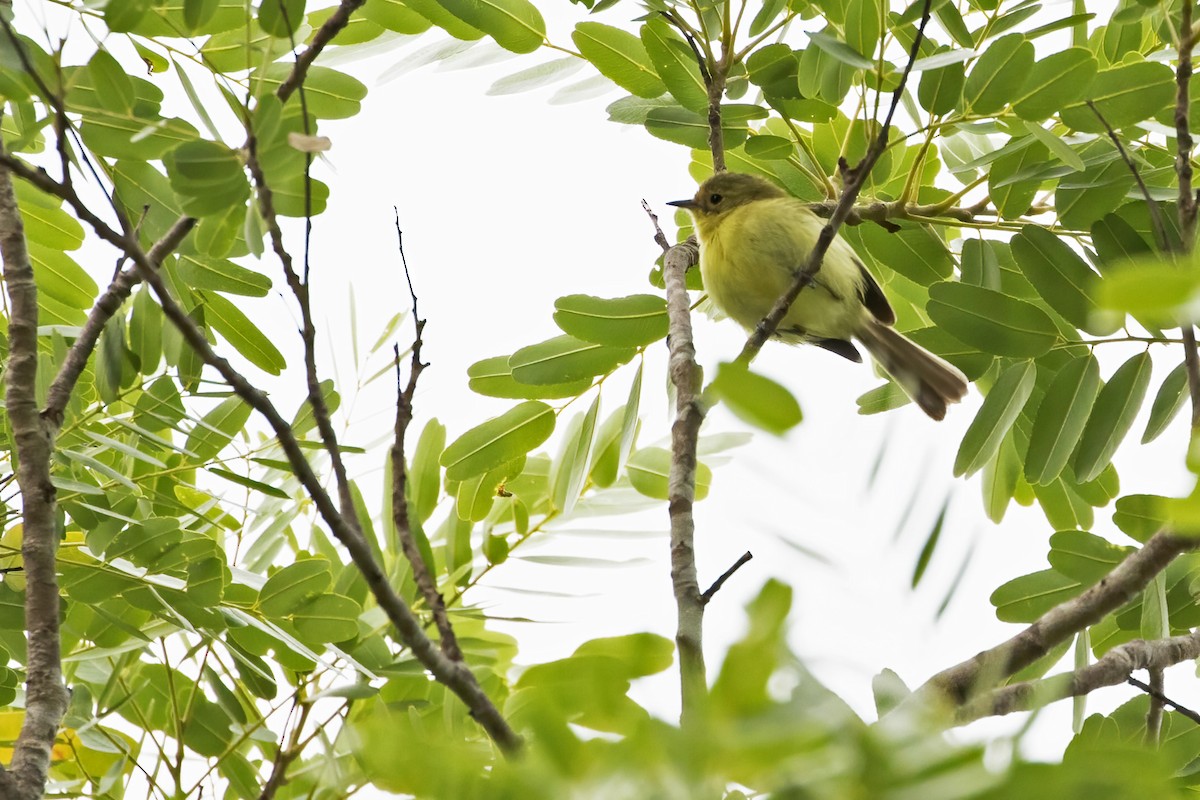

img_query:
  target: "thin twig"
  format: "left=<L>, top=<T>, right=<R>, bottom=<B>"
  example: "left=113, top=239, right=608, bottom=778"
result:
left=1129, top=674, right=1200, bottom=726
left=1175, top=5, right=1200, bottom=429
left=700, top=551, right=753, bottom=604
left=389, top=217, right=461, bottom=662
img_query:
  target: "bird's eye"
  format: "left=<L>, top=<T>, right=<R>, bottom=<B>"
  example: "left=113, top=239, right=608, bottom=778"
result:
left=709, top=193, right=723, bottom=205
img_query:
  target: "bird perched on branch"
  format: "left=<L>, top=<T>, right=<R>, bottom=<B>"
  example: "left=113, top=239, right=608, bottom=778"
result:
left=668, top=171, right=968, bottom=420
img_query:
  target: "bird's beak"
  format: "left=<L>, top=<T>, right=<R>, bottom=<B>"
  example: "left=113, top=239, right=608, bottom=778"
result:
left=666, top=198, right=697, bottom=209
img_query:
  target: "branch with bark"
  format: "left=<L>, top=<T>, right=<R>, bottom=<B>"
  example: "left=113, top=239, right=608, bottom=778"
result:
left=953, top=631, right=1200, bottom=726
left=0, top=129, right=70, bottom=800
left=909, top=531, right=1199, bottom=711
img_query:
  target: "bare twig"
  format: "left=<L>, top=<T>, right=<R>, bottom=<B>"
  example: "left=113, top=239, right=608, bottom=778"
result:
left=911, top=532, right=1198, bottom=710
left=389, top=218, right=462, bottom=662
left=700, top=551, right=753, bottom=605
left=0, top=131, right=69, bottom=800
left=1129, top=674, right=1200, bottom=726
left=1086, top=101, right=1170, bottom=252
left=953, top=631, right=1200, bottom=725
left=276, top=0, right=367, bottom=103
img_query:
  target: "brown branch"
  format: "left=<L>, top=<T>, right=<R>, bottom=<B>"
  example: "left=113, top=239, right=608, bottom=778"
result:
left=651, top=198, right=708, bottom=722
left=258, top=692, right=312, bottom=800
left=245, top=138, right=360, bottom=528
left=0, top=131, right=69, bottom=800
left=275, top=0, right=366, bottom=103
left=42, top=217, right=196, bottom=427
left=389, top=220, right=461, bottom=662
left=912, top=532, right=1198, bottom=710
left=953, top=631, right=1200, bottom=725
left=12, top=151, right=520, bottom=755
left=732, top=0, right=934, bottom=366
left=700, top=551, right=753, bottom=605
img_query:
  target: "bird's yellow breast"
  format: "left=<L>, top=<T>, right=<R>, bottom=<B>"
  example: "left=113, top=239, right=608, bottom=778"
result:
left=696, top=197, right=868, bottom=341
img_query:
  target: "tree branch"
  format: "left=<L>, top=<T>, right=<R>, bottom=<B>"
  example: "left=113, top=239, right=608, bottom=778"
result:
left=911, top=532, right=1198, bottom=710
left=1175, top=4, right=1200, bottom=429
left=389, top=221, right=462, bottom=662
left=0, top=130, right=69, bottom=800
left=733, top=0, right=933, bottom=366
left=42, top=217, right=196, bottom=427
left=953, top=631, right=1200, bottom=725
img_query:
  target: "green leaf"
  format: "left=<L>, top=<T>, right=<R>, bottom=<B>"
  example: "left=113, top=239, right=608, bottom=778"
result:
left=176, top=256, right=271, bottom=297
left=467, top=355, right=592, bottom=399
left=573, top=633, right=673, bottom=677
left=1056, top=146, right=1136, bottom=231
left=991, top=568, right=1083, bottom=623
left=88, top=50, right=135, bottom=114
left=437, top=0, right=545, bottom=53
left=640, top=18, right=707, bottom=111
left=408, top=419, right=446, bottom=525
left=551, top=395, right=600, bottom=516
left=1143, top=362, right=1188, bottom=444
left=843, top=0, right=880, bottom=59
left=1012, top=48, right=1098, bottom=121
left=644, top=106, right=750, bottom=150
left=982, top=432, right=1022, bottom=523
left=258, top=0, right=304, bottom=36
left=1048, top=530, right=1131, bottom=584
left=201, top=292, right=286, bottom=375
left=1010, top=224, right=1100, bottom=331
left=856, top=223, right=953, bottom=285
left=1141, top=572, right=1169, bottom=641
left=988, top=140, right=1047, bottom=220
left=251, top=65, right=367, bottom=120
left=954, top=360, right=1036, bottom=478
left=572, top=22, right=665, bottom=98
left=1113, top=494, right=1168, bottom=543
left=28, top=243, right=98, bottom=309
left=487, top=57, right=584, bottom=95
left=510, top=335, right=636, bottom=385
left=806, top=31, right=873, bottom=70
left=1073, top=352, right=1153, bottom=483
left=293, top=594, right=361, bottom=644
left=963, top=34, right=1033, bottom=115
left=165, top=140, right=250, bottom=218
left=744, top=135, right=794, bottom=160
left=552, top=294, right=668, bottom=347
left=441, top=401, right=556, bottom=481
left=185, top=396, right=252, bottom=462
left=1059, top=61, right=1175, bottom=133
left=927, top=282, right=1058, bottom=358
left=1093, top=254, right=1200, bottom=324
left=258, top=559, right=333, bottom=618
left=1025, top=353, right=1101, bottom=485
left=626, top=447, right=711, bottom=501
left=917, top=58, right=965, bottom=115
left=710, top=362, right=802, bottom=435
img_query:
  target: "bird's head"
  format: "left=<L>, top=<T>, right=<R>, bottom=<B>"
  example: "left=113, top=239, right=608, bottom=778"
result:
left=667, top=172, right=788, bottom=231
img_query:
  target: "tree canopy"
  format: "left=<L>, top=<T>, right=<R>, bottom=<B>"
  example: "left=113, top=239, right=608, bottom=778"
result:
left=3, top=0, right=1200, bottom=798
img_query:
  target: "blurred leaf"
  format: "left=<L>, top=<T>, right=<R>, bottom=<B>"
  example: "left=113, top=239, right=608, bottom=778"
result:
left=710, top=362, right=802, bottom=435
left=627, top=447, right=711, bottom=501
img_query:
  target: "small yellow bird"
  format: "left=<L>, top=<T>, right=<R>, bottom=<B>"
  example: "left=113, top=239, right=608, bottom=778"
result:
left=668, top=172, right=968, bottom=420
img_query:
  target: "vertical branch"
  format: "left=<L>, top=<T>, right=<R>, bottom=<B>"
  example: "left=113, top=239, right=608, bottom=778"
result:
left=0, top=134, right=69, bottom=798
left=389, top=221, right=461, bottom=662
left=1176, top=5, right=1200, bottom=428
left=663, top=235, right=708, bottom=723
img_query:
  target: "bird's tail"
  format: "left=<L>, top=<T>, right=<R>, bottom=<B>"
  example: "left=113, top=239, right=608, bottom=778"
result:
left=857, top=320, right=969, bottom=421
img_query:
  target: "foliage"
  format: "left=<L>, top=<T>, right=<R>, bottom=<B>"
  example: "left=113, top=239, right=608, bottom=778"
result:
left=1, top=0, right=1200, bottom=797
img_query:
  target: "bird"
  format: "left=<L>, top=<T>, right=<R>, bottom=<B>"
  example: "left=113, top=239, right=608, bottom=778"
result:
left=667, top=171, right=968, bottom=420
